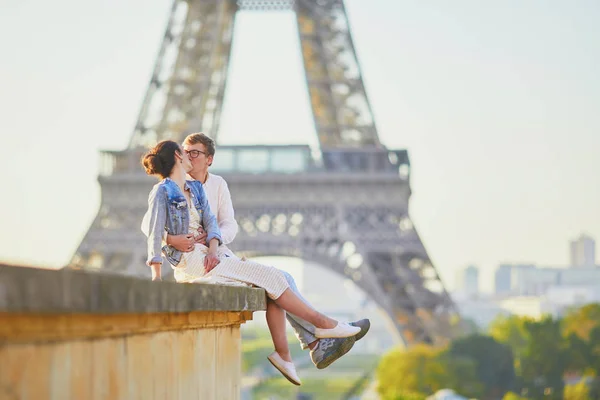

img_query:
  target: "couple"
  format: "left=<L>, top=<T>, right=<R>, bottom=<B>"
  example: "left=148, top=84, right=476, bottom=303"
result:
left=141, top=133, right=369, bottom=385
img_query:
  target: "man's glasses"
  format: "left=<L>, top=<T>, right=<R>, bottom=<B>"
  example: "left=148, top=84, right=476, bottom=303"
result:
left=185, top=149, right=207, bottom=159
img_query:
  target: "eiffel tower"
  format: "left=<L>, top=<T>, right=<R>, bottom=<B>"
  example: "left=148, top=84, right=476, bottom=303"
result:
left=71, top=0, right=459, bottom=346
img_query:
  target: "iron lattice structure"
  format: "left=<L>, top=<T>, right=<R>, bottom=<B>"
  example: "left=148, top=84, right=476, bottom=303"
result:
left=72, top=0, right=459, bottom=346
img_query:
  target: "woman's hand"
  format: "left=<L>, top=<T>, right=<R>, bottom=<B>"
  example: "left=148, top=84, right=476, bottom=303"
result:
left=167, top=233, right=195, bottom=252
left=194, top=226, right=208, bottom=245
left=204, top=250, right=220, bottom=273
left=150, top=263, right=162, bottom=281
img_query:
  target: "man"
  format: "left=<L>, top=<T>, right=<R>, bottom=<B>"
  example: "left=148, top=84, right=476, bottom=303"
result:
left=166, top=133, right=370, bottom=369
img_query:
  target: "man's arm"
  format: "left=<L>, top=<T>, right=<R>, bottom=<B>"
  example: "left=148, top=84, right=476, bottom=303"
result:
left=217, top=179, right=239, bottom=244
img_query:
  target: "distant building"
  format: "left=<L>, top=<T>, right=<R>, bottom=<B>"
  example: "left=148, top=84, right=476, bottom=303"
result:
left=499, top=285, right=600, bottom=319
left=545, top=285, right=600, bottom=314
left=495, top=263, right=600, bottom=297
left=570, top=234, right=596, bottom=267
left=456, top=265, right=479, bottom=298
left=511, top=267, right=560, bottom=296
left=494, top=264, right=536, bottom=295
left=454, top=296, right=508, bottom=329
left=495, top=265, right=512, bottom=295
left=559, top=266, right=600, bottom=285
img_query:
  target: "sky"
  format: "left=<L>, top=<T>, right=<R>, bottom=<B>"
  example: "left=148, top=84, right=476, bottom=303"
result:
left=0, top=0, right=599, bottom=292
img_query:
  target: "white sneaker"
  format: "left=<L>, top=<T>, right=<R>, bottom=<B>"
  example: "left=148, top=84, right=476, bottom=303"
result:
left=267, top=352, right=301, bottom=386
left=314, top=322, right=361, bottom=339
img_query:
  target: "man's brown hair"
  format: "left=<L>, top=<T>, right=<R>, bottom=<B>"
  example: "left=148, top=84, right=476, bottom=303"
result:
left=183, top=133, right=215, bottom=157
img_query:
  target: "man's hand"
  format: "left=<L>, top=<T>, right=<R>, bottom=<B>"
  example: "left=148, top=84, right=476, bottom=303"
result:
left=167, top=234, right=195, bottom=252
left=204, top=251, right=220, bottom=274
left=194, top=226, right=208, bottom=245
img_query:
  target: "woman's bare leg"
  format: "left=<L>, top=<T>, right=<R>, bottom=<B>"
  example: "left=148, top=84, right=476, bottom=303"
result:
left=266, top=298, right=293, bottom=362
left=274, top=288, right=337, bottom=329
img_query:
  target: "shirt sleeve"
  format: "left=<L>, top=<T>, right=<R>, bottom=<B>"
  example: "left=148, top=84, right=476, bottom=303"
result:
left=197, top=183, right=223, bottom=246
left=217, top=179, right=239, bottom=245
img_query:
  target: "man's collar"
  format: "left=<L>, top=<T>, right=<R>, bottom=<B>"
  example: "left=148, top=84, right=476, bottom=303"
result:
left=186, top=171, right=210, bottom=184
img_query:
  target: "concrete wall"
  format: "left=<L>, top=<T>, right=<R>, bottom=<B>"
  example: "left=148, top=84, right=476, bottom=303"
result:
left=0, top=265, right=267, bottom=400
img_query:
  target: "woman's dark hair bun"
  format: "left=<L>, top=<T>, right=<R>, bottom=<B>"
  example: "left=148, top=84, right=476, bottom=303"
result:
left=142, top=153, right=163, bottom=176
left=141, top=140, right=180, bottom=179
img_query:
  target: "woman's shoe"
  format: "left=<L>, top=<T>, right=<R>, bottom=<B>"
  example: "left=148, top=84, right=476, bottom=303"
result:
left=314, top=322, right=361, bottom=339
left=267, top=352, right=302, bottom=386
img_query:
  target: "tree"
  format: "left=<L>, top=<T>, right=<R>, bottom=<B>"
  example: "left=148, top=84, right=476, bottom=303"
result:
left=489, top=315, right=532, bottom=375
left=376, top=344, right=482, bottom=399
left=564, top=332, right=592, bottom=374
left=562, top=303, right=600, bottom=341
left=564, top=378, right=591, bottom=400
left=502, top=392, right=529, bottom=400
left=520, top=317, right=567, bottom=400
left=448, top=334, right=516, bottom=399
left=438, top=353, right=484, bottom=398
left=563, top=303, right=600, bottom=377
left=589, top=326, right=600, bottom=376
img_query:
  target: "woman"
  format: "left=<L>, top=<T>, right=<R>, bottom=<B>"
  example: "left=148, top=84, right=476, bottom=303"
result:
left=141, top=140, right=362, bottom=385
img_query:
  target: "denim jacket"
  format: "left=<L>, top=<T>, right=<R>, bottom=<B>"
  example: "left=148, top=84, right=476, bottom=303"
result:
left=142, top=177, right=222, bottom=267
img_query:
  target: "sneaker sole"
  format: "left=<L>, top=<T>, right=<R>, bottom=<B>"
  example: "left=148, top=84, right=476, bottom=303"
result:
left=354, top=320, right=371, bottom=342
left=316, top=336, right=356, bottom=370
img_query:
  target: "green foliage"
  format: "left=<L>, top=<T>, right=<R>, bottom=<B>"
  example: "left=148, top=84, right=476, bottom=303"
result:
left=376, top=303, right=600, bottom=400
left=241, top=332, right=303, bottom=373
left=489, top=314, right=532, bottom=375
left=376, top=344, right=482, bottom=399
left=564, top=378, right=592, bottom=400
left=520, top=316, right=566, bottom=399
left=502, top=391, right=529, bottom=400
left=562, top=303, right=600, bottom=377
left=448, top=334, right=516, bottom=399
left=438, top=353, right=484, bottom=398
left=253, top=377, right=364, bottom=400
left=565, top=332, right=592, bottom=373
left=562, top=303, right=600, bottom=341
left=379, top=389, right=426, bottom=400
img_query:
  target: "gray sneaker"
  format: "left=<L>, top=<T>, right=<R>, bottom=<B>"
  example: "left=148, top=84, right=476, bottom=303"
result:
left=310, top=336, right=356, bottom=370
left=309, top=319, right=371, bottom=369
left=351, top=319, right=371, bottom=341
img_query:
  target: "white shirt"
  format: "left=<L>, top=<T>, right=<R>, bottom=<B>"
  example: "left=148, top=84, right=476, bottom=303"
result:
left=201, top=173, right=238, bottom=245
left=150, top=173, right=239, bottom=257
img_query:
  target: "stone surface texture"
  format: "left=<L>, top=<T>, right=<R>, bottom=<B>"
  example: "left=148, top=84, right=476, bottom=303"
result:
left=0, top=264, right=267, bottom=314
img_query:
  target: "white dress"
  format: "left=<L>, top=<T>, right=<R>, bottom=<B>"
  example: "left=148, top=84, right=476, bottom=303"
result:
left=173, top=204, right=290, bottom=299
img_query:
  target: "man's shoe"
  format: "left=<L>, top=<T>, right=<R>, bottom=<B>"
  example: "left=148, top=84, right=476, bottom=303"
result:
left=314, top=322, right=360, bottom=339
left=351, top=319, right=371, bottom=341
left=310, top=336, right=356, bottom=370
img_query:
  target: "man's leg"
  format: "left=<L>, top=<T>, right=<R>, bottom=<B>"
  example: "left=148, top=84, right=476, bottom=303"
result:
left=279, top=270, right=320, bottom=350
left=279, top=270, right=371, bottom=369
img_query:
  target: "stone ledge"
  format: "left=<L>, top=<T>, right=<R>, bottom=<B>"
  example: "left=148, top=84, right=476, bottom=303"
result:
left=0, top=264, right=267, bottom=314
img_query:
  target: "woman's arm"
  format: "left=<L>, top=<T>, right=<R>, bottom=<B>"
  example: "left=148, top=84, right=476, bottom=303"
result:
left=142, top=185, right=168, bottom=279
left=204, top=237, right=220, bottom=273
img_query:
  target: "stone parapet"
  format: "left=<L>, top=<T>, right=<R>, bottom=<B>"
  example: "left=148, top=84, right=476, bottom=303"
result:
left=0, top=264, right=267, bottom=400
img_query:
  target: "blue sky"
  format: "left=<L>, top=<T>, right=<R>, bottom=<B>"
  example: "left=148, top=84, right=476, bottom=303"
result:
left=1, top=0, right=599, bottom=291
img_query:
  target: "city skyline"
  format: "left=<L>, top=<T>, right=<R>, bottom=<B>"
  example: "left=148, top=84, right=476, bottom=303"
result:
left=1, top=0, right=599, bottom=292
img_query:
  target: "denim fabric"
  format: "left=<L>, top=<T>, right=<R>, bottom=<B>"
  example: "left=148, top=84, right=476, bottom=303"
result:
left=142, top=178, right=222, bottom=267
